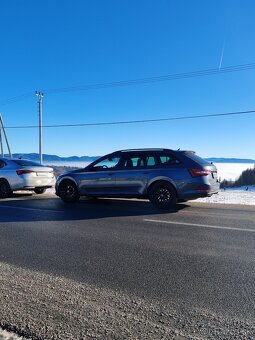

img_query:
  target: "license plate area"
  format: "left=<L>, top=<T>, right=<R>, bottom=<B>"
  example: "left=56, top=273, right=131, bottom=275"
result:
left=211, top=171, right=217, bottom=180
left=36, top=172, right=52, bottom=177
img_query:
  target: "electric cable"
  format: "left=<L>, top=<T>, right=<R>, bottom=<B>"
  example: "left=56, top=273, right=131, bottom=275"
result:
left=1, top=62, right=255, bottom=107
left=3, top=109, right=255, bottom=129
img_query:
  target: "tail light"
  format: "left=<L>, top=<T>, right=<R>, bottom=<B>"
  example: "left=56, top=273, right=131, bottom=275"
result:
left=189, top=168, right=210, bottom=177
left=16, top=169, right=35, bottom=175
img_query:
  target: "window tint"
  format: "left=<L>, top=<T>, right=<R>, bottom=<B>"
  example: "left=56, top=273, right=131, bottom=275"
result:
left=122, top=153, right=157, bottom=169
left=146, top=156, right=155, bottom=166
left=121, top=152, right=181, bottom=169
left=160, top=155, right=171, bottom=163
left=159, top=153, right=181, bottom=166
left=123, top=157, right=139, bottom=167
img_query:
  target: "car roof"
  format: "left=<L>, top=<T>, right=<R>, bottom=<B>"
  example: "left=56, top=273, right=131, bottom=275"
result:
left=114, top=148, right=195, bottom=154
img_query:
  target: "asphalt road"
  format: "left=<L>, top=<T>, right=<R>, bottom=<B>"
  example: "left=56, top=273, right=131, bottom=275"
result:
left=0, top=194, right=255, bottom=339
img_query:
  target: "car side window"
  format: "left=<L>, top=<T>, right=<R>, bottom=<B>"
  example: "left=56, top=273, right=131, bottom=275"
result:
left=122, top=156, right=141, bottom=168
left=91, top=156, right=121, bottom=171
left=120, top=152, right=181, bottom=170
left=121, top=154, right=158, bottom=169
left=159, top=153, right=181, bottom=166
left=121, top=154, right=151, bottom=169
left=146, top=156, right=156, bottom=166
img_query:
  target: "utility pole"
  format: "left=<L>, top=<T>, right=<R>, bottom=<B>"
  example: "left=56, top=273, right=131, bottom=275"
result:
left=0, top=127, right=3, bottom=158
left=35, top=91, right=43, bottom=164
left=0, top=112, right=12, bottom=158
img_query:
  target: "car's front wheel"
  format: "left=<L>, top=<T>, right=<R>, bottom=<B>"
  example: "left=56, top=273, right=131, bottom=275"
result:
left=58, top=180, right=80, bottom=203
left=0, top=179, right=12, bottom=199
left=148, top=181, right=177, bottom=210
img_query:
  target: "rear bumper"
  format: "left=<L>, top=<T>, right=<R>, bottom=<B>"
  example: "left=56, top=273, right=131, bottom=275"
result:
left=178, top=183, right=220, bottom=201
left=10, top=176, right=56, bottom=191
left=179, top=191, right=218, bottom=201
left=22, top=185, right=54, bottom=190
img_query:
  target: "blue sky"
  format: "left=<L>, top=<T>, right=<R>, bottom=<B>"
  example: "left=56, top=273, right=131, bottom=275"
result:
left=0, top=0, right=255, bottom=158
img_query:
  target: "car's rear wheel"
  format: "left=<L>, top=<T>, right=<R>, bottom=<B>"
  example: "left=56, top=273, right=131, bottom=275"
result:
left=0, top=179, right=12, bottom=199
left=148, top=181, right=177, bottom=210
left=34, top=188, right=47, bottom=194
left=58, top=180, right=80, bottom=203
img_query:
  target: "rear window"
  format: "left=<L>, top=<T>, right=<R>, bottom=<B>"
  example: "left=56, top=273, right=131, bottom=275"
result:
left=13, top=160, right=42, bottom=166
left=184, top=153, right=210, bottom=165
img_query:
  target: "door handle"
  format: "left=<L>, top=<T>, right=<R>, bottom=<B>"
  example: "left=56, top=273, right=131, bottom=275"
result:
left=143, top=172, right=149, bottom=174
left=108, top=173, right=114, bottom=176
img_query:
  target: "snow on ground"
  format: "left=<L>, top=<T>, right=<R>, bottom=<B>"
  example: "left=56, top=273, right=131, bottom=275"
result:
left=194, top=161, right=255, bottom=205
left=193, top=187, right=255, bottom=205
left=214, top=162, right=255, bottom=181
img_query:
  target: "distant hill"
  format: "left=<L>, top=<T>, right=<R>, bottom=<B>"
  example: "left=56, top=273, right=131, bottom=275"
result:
left=3, top=153, right=255, bottom=164
left=3, top=153, right=99, bottom=162
left=206, top=158, right=255, bottom=164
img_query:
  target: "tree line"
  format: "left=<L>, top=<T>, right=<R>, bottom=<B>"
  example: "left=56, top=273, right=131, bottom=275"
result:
left=220, top=165, right=255, bottom=188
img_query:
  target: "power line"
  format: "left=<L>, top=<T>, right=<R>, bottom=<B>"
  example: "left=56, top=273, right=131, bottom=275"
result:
left=1, top=61, right=255, bottom=106
left=43, top=62, right=255, bottom=94
left=4, top=109, right=255, bottom=129
left=0, top=92, right=34, bottom=106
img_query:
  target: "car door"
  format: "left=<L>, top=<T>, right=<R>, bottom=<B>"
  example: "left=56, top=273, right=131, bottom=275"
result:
left=78, top=154, right=121, bottom=195
left=113, top=152, right=152, bottom=195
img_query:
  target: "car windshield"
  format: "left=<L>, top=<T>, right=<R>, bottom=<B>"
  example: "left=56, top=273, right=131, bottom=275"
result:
left=92, top=156, right=121, bottom=170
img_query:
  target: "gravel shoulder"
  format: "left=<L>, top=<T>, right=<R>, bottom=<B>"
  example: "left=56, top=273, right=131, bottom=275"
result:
left=1, top=262, right=254, bottom=340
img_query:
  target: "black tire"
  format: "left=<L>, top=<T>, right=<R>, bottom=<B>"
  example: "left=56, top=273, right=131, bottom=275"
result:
left=0, top=179, right=12, bottom=199
left=34, top=188, right=47, bottom=194
left=148, top=181, right=177, bottom=210
left=58, top=179, right=80, bottom=203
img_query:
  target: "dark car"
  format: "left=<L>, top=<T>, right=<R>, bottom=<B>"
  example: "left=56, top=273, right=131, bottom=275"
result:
left=55, top=148, right=219, bottom=209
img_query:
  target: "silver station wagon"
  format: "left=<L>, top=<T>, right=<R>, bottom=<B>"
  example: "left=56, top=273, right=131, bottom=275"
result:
left=0, top=158, right=56, bottom=198
left=56, top=148, right=219, bottom=209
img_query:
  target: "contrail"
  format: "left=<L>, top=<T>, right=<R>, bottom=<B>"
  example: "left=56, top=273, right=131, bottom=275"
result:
left=219, top=40, right=226, bottom=70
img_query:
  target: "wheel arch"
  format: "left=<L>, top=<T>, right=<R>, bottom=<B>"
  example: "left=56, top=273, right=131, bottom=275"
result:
left=146, top=178, right=178, bottom=198
left=56, top=176, right=79, bottom=193
left=0, top=177, right=12, bottom=198
left=0, top=177, right=10, bottom=184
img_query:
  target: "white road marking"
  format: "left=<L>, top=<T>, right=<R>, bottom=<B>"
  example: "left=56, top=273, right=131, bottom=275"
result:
left=0, top=205, right=63, bottom=213
left=144, top=219, right=255, bottom=233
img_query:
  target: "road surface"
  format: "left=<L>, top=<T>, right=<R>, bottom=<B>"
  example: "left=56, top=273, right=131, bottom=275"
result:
left=0, top=194, right=254, bottom=339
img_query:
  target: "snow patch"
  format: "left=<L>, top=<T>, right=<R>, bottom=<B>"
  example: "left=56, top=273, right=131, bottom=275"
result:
left=0, top=328, right=29, bottom=340
left=193, top=187, right=255, bottom=205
